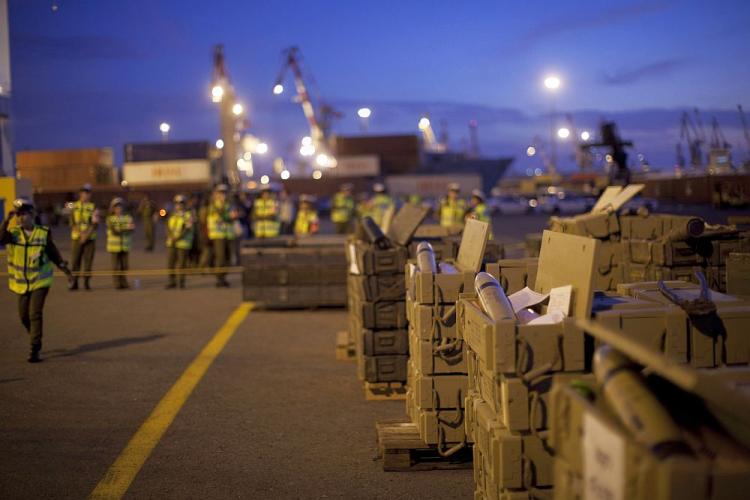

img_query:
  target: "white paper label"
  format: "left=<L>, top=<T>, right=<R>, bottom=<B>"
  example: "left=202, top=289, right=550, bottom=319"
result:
left=583, top=412, right=625, bottom=500
left=348, top=244, right=360, bottom=275
left=508, top=286, right=549, bottom=313
left=548, top=284, right=573, bottom=317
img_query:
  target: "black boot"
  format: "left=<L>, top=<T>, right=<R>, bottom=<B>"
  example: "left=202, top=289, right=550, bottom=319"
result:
left=68, top=279, right=79, bottom=291
left=27, top=350, right=42, bottom=363
left=84, top=278, right=92, bottom=290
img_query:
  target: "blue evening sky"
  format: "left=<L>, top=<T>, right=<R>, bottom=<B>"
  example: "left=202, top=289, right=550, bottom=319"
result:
left=8, top=0, right=750, bottom=174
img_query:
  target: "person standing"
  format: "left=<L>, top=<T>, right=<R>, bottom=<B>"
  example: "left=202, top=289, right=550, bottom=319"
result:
left=106, top=197, right=135, bottom=290
left=439, top=183, right=466, bottom=233
left=253, top=185, right=280, bottom=238
left=207, top=184, right=234, bottom=287
left=294, top=195, right=319, bottom=237
left=69, top=184, right=99, bottom=291
left=1, top=198, right=72, bottom=362
left=331, top=183, right=355, bottom=234
left=166, top=194, right=194, bottom=289
left=137, top=195, right=157, bottom=252
left=369, top=183, right=394, bottom=227
left=466, top=189, right=493, bottom=239
left=278, top=187, right=296, bottom=236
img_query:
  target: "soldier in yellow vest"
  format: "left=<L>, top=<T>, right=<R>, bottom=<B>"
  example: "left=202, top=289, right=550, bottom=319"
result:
left=331, top=183, right=355, bottom=234
left=294, top=195, right=320, bottom=237
left=253, top=185, right=280, bottom=238
left=466, top=189, right=494, bottom=240
left=106, top=197, right=135, bottom=290
left=439, top=182, right=466, bottom=232
left=166, top=194, right=194, bottom=289
left=368, top=183, right=395, bottom=227
left=207, top=184, right=234, bottom=288
left=1, top=198, right=72, bottom=362
left=69, top=184, right=99, bottom=290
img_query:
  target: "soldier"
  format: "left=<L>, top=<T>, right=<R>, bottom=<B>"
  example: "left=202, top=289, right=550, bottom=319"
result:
left=369, top=183, right=394, bottom=227
left=278, top=187, right=296, bottom=235
left=294, top=195, right=319, bottom=237
left=137, top=195, right=157, bottom=252
left=207, top=184, right=234, bottom=288
left=253, top=185, right=280, bottom=238
left=466, top=189, right=493, bottom=239
left=331, top=183, right=355, bottom=234
left=166, top=194, right=194, bottom=289
left=106, top=198, right=135, bottom=290
left=1, top=198, right=72, bottom=362
left=69, top=183, right=99, bottom=290
left=439, top=182, right=466, bottom=232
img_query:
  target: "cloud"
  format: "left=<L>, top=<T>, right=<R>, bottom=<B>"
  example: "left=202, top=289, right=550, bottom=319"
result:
left=601, top=58, right=690, bottom=86
left=12, top=33, right=144, bottom=60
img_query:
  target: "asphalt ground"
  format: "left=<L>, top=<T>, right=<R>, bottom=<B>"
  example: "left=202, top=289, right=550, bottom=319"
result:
left=0, top=205, right=740, bottom=499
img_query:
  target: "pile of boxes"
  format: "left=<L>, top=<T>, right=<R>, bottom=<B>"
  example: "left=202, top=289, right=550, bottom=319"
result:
left=241, top=237, right=347, bottom=308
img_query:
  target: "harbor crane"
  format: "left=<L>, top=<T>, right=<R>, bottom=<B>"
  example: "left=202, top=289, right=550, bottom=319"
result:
left=579, top=122, right=633, bottom=186
left=680, top=111, right=704, bottom=168
left=210, top=44, right=244, bottom=187
left=273, top=47, right=339, bottom=168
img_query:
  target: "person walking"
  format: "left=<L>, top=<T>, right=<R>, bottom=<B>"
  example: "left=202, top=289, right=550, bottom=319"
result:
left=69, top=184, right=99, bottom=290
left=137, top=195, right=157, bottom=252
left=166, top=194, right=194, bottom=289
left=253, top=185, right=280, bottom=238
left=439, top=182, right=466, bottom=233
left=331, top=183, right=355, bottom=234
left=207, top=184, right=234, bottom=287
left=106, top=197, right=135, bottom=290
left=1, top=198, right=72, bottom=362
left=294, top=195, right=319, bottom=237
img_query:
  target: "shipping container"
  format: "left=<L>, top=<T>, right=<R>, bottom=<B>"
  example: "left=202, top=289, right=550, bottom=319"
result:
left=124, top=141, right=211, bottom=163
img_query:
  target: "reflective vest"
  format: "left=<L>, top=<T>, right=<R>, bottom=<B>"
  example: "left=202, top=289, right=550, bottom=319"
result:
left=467, top=202, right=493, bottom=239
left=331, top=192, right=354, bottom=223
left=207, top=202, right=231, bottom=240
left=253, top=198, right=280, bottom=238
left=106, top=214, right=134, bottom=253
left=370, top=194, right=394, bottom=226
left=294, top=209, right=319, bottom=236
left=439, top=198, right=466, bottom=229
left=167, top=211, right=194, bottom=250
left=6, top=225, right=54, bottom=294
left=71, top=201, right=98, bottom=241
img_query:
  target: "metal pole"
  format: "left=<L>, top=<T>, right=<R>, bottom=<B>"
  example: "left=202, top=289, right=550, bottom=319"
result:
left=220, top=88, right=239, bottom=187
left=549, top=95, right=557, bottom=176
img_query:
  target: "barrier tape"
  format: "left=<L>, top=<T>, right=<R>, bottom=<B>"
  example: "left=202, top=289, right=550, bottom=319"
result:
left=0, top=266, right=244, bottom=278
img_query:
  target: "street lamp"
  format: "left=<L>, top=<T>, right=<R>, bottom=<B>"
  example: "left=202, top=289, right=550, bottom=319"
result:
left=580, top=130, right=591, bottom=141
left=357, top=107, right=372, bottom=132
left=418, top=117, right=431, bottom=130
left=526, top=146, right=536, bottom=157
left=232, top=103, right=244, bottom=116
left=211, top=85, right=224, bottom=103
left=255, top=142, right=269, bottom=154
left=159, top=122, right=171, bottom=142
left=215, top=139, right=224, bottom=149
left=273, top=84, right=284, bottom=95
left=557, top=127, right=570, bottom=139
left=542, top=73, right=562, bottom=173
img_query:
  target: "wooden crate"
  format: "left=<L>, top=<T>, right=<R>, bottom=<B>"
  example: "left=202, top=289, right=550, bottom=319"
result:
left=364, top=381, right=407, bottom=401
left=375, top=418, right=472, bottom=471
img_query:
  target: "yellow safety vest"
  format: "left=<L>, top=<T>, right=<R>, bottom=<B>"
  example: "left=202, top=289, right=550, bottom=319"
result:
left=370, top=194, right=394, bottom=226
left=468, top=202, right=493, bottom=239
left=106, top=214, right=134, bottom=253
left=207, top=202, right=231, bottom=240
left=71, top=201, right=97, bottom=241
left=167, top=211, right=194, bottom=250
left=6, top=225, right=54, bottom=294
left=331, top=193, right=354, bottom=223
left=294, top=209, right=319, bottom=236
left=439, top=198, right=466, bottom=229
left=253, top=198, right=280, bottom=238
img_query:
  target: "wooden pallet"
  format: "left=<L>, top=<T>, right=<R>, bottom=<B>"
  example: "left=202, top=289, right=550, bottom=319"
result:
left=335, top=331, right=356, bottom=361
left=364, top=382, right=407, bottom=401
left=375, top=418, right=472, bottom=471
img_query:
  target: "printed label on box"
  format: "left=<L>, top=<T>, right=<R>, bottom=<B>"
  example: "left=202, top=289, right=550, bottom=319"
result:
left=583, top=412, right=625, bottom=500
left=349, top=243, right=360, bottom=275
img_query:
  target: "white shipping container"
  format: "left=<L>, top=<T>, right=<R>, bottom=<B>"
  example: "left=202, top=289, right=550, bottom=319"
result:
left=123, top=160, right=211, bottom=186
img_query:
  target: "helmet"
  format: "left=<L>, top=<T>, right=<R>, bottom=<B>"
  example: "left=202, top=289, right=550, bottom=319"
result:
left=373, top=183, right=385, bottom=193
left=447, top=182, right=460, bottom=192
left=471, top=189, right=485, bottom=201
left=12, top=197, right=35, bottom=213
left=214, top=183, right=229, bottom=193
left=341, top=183, right=353, bottom=192
left=110, top=197, right=124, bottom=208
left=299, top=194, right=315, bottom=204
left=173, top=194, right=187, bottom=204
left=80, top=183, right=92, bottom=192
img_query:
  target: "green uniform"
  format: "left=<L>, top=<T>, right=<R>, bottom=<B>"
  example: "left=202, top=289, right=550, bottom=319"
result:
left=294, top=208, right=319, bottom=236
left=69, top=200, right=98, bottom=289
left=331, top=192, right=354, bottom=234
left=107, top=214, right=134, bottom=289
left=439, top=198, right=466, bottom=231
left=253, top=198, right=280, bottom=238
left=167, top=210, right=194, bottom=288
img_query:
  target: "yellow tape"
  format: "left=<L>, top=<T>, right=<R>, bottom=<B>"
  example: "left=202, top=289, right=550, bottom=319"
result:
left=0, top=267, right=244, bottom=278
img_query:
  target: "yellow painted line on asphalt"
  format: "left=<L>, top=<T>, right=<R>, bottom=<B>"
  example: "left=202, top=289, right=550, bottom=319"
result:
left=89, top=302, right=254, bottom=500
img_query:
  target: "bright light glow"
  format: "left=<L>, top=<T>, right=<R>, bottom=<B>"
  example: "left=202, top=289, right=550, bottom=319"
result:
left=580, top=130, right=591, bottom=141
left=534, top=168, right=543, bottom=176
left=605, top=154, right=614, bottom=163
left=246, top=181, right=258, bottom=190
left=232, top=103, right=244, bottom=116
left=357, top=107, right=372, bottom=119
left=543, top=75, right=561, bottom=91
left=301, top=136, right=312, bottom=146
left=237, top=158, right=248, bottom=171
left=315, top=153, right=337, bottom=168
left=211, top=85, right=225, bottom=102
left=159, top=122, right=170, bottom=133
left=300, top=144, right=315, bottom=156
left=280, top=170, right=290, bottom=180
left=273, top=84, right=284, bottom=95
left=260, top=175, right=270, bottom=185
left=215, top=139, right=224, bottom=149
left=243, top=152, right=252, bottom=160
left=159, top=209, right=167, bottom=217
left=557, top=127, right=570, bottom=139
left=526, top=146, right=536, bottom=157
left=418, top=117, right=431, bottom=130
left=255, top=142, right=269, bottom=155
left=312, top=170, right=323, bottom=180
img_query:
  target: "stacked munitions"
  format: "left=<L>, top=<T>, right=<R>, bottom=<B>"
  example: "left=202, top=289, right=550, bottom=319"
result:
left=346, top=205, right=429, bottom=388
left=460, top=272, right=591, bottom=499
left=550, top=342, right=750, bottom=499
left=241, top=238, right=347, bottom=308
left=404, top=220, right=492, bottom=459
